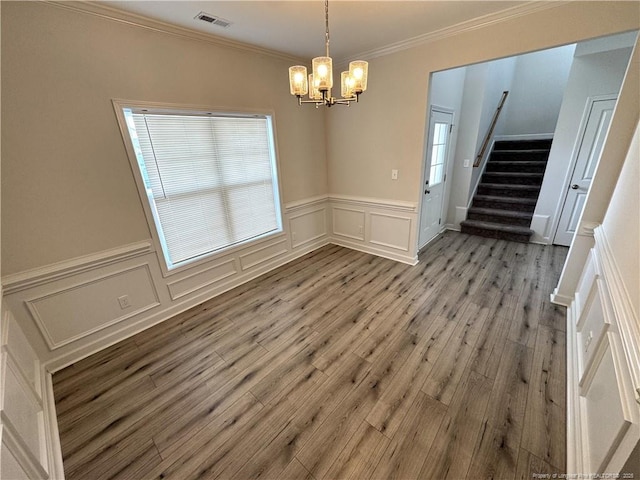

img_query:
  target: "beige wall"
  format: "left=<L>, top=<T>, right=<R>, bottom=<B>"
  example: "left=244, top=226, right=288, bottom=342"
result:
left=2, top=2, right=640, bottom=276
left=1, top=2, right=328, bottom=274
left=327, top=2, right=640, bottom=202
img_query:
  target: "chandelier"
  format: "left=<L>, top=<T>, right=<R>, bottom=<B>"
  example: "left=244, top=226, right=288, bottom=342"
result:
left=288, top=0, right=368, bottom=107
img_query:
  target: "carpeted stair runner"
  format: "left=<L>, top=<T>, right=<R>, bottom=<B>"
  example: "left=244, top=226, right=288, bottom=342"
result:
left=461, top=139, right=552, bottom=243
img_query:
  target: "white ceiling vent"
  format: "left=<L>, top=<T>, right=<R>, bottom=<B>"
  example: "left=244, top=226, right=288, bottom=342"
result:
left=194, top=12, right=232, bottom=28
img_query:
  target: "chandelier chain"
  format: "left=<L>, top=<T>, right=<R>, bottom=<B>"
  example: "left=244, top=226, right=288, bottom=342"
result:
left=325, top=0, right=330, bottom=58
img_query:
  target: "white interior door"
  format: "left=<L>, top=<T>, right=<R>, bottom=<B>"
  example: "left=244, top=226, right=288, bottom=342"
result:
left=419, top=108, right=453, bottom=248
left=553, top=97, right=617, bottom=246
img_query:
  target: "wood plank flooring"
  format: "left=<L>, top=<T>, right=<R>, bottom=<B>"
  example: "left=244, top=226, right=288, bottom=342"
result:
left=53, top=231, right=568, bottom=480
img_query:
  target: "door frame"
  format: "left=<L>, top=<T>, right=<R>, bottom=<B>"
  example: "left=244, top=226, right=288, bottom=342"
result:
left=550, top=93, right=618, bottom=245
left=417, top=105, right=455, bottom=250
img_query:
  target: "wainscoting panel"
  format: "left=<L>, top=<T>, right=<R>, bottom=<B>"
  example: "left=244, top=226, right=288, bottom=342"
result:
left=332, top=207, right=365, bottom=241
left=563, top=225, right=640, bottom=474
left=0, top=308, right=64, bottom=480
left=167, top=258, right=238, bottom=301
left=4, top=314, right=40, bottom=393
left=0, top=193, right=420, bottom=371
left=239, top=238, right=288, bottom=271
left=581, top=332, right=633, bottom=473
left=289, top=207, right=327, bottom=249
left=2, top=358, right=43, bottom=465
left=329, top=196, right=418, bottom=265
left=369, top=213, right=411, bottom=251
left=25, top=263, right=160, bottom=350
left=1, top=196, right=333, bottom=370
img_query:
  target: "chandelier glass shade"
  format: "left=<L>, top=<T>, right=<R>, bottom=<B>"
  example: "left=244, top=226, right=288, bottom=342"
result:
left=288, top=0, right=368, bottom=107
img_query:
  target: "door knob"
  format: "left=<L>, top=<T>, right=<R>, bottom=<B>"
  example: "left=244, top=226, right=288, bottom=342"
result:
left=571, top=184, right=579, bottom=190
left=425, top=189, right=430, bottom=194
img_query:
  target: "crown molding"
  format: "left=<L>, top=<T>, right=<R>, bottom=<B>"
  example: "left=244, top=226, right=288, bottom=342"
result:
left=44, top=0, right=305, bottom=64
left=336, top=1, right=569, bottom=64
left=44, top=1, right=571, bottom=69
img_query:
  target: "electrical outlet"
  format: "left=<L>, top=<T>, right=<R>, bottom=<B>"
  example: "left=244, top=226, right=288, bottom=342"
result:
left=585, top=330, right=593, bottom=351
left=463, top=159, right=470, bottom=168
left=117, top=295, right=131, bottom=309
left=391, top=169, right=398, bottom=180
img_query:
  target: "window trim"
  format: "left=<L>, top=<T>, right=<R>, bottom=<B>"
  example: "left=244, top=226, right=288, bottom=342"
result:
left=112, top=99, right=285, bottom=277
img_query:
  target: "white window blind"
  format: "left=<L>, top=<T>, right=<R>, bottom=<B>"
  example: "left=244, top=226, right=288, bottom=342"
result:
left=122, top=108, right=282, bottom=269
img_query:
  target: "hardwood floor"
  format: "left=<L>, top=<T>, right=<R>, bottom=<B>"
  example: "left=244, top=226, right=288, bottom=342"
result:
left=53, top=231, right=568, bottom=480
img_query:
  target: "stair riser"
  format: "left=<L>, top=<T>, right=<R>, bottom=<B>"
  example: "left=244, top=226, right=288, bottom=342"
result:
left=473, top=198, right=536, bottom=213
left=490, top=151, right=549, bottom=161
left=477, top=185, right=540, bottom=198
left=461, top=224, right=531, bottom=243
left=467, top=212, right=532, bottom=227
left=481, top=174, right=543, bottom=186
left=486, top=163, right=547, bottom=173
left=493, top=140, right=552, bottom=150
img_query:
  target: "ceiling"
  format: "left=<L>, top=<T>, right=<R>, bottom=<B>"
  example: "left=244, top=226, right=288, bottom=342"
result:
left=98, top=1, right=528, bottom=61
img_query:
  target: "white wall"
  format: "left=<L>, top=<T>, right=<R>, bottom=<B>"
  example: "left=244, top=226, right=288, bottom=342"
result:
left=532, top=44, right=633, bottom=243
left=441, top=56, right=516, bottom=227
left=501, top=44, right=576, bottom=136
left=468, top=56, right=517, bottom=198
left=443, top=43, right=575, bottom=227
left=445, top=65, right=482, bottom=227
left=601, top=122, right=639, bottom=317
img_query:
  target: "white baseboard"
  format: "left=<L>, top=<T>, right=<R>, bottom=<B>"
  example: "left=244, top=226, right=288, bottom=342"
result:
left=453, top=206, right=468, bottom=228
left=550, top=289, right=572, bottom=306
left=331, top=238, right=418, bottom=266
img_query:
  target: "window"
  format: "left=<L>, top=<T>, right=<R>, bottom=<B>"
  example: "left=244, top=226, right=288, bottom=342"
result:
left=119, top=105, right=282, bottom=270
left=429, top=122, right=448, bottom=186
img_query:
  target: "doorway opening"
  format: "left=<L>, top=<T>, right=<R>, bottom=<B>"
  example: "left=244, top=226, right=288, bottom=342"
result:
left=417, top=30, right=637, bottom=250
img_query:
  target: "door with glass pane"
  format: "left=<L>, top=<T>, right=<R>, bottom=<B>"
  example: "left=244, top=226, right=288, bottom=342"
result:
left=419, top=108, right=453, bottom=248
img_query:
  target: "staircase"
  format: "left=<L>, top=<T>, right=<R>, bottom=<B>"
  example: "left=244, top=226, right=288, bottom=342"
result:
left=461, top=139, right=552, bottom=243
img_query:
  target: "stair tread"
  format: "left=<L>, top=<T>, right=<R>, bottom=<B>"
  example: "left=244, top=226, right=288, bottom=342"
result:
left=489, top=160, right=547, bottom=164
left=468, top=207, right=533, bottom=219
left=479, top=183, right=540, bottom=190
left=483, top=172, right=544, bottom=177
left=491, top=149, right=550, bottom=153
left=461, top=219, right=533, bottom=234
left=474, top=195, right=537, bottom=205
